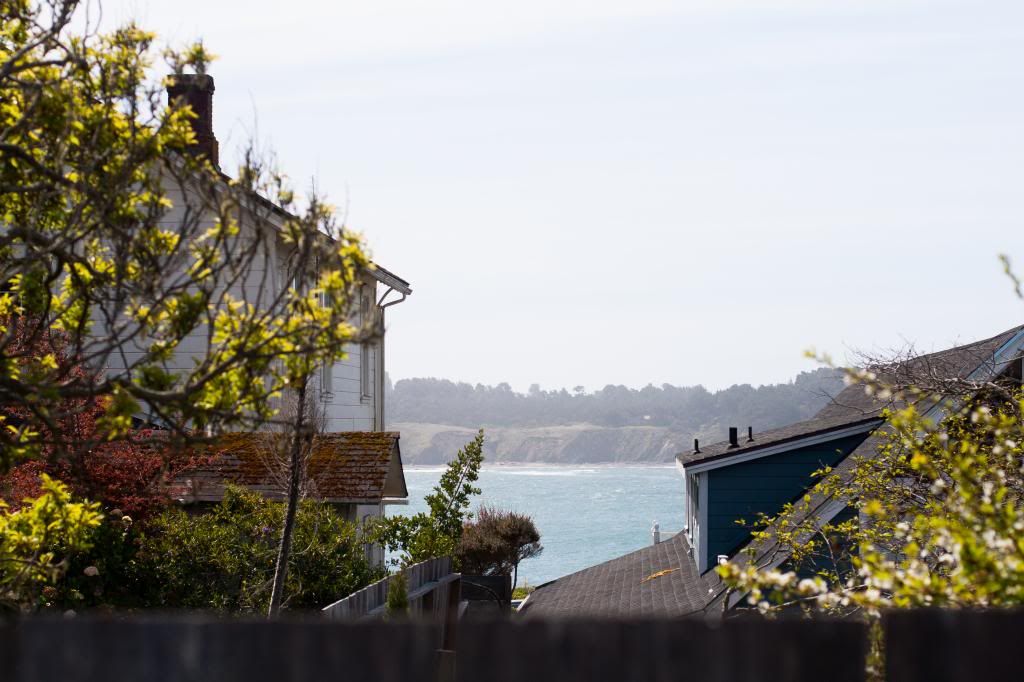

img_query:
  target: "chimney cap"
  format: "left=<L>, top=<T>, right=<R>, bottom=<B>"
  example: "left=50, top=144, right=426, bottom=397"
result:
left=167, top=73, right=215, bottom=92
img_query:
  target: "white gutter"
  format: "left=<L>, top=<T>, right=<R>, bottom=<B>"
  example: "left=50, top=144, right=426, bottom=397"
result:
left=374, top=283, right=411, bottom=431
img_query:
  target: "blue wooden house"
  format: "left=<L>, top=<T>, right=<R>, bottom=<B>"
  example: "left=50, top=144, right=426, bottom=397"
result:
left=522, top=323, right=1024, bottom=618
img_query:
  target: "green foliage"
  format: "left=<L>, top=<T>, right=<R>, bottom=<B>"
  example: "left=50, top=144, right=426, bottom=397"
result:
left=38, top=506, right=143, bottom=612
left=374, top=430, right=485, bottom=566
left=385, top=570, right=409, bottom=618
left=0, top=0, right=374, bottom=469
left=0, top=475, right=103, bottom=611
left=717, top=332, right=1024, bottom=681
left=718, top=386, right=1024, bottom=615
left=511, top=584, right=535, bottom=600
left=457, top=505, right=542, bottom=590
left=135, top=486, right=381, bottom=612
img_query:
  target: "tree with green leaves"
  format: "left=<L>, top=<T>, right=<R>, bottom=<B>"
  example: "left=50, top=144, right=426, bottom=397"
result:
left=0, top=0, right=374, bottom=464
left=375, top=429, right=485, bottom=567
left=2, top=0, right=380, bottom=615
left=716, top=261, right=1024, bottom=680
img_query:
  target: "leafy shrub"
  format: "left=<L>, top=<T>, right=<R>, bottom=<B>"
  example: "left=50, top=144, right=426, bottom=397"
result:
left=385, top=570, right=409, bottom=618
left=457, top=505, right=542, bottom=590
left=0, top=475, right=103, bottom=612
left=135, top=486, right=382, bottom=612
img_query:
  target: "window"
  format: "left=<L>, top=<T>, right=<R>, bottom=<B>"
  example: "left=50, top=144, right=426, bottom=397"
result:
left=320, top=361, right=333, bottom=400
left=360, top=343, right=372, bottom=400
left=359, top=289, right=373, bottom=401
left=318, top=289, right=333, bottom=400
left=686, top=474, right=700, bottom=546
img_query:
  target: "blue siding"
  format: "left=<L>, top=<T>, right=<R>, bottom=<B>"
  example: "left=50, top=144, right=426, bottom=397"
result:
left=704, top=434, right=869, bottom=568
left=788, top=505, right=859, bottom=578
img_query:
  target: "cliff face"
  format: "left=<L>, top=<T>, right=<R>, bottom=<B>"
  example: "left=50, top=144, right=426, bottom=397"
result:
left=393, top=422, right=696, bottom=464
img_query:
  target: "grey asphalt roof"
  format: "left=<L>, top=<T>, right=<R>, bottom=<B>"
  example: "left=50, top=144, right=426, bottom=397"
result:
left=676, top=414, right=883, bottom=468
left=815, top=323, right=1024, bottom=421
left=679, top=323, right=1024, bottom=469
left=520, top=531, right=716, bottom=618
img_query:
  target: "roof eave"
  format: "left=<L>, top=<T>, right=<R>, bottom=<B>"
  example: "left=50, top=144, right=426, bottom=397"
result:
left=369, top=263, right=412, bottom=296
left=680, top=418, right=883, bottom=475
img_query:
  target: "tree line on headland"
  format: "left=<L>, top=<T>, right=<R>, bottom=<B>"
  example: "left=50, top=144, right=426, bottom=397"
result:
left=387, top=368, right=845, bottom=436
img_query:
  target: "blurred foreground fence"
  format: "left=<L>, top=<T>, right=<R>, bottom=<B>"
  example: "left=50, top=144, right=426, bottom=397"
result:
left=0, top=610, right=1021, bottom=681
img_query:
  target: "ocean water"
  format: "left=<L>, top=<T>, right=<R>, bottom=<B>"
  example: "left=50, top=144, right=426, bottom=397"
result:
left=389, top=465, right=686, bottom=588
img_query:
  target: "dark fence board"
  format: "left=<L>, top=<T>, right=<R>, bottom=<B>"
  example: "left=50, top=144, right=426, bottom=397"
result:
left=21, top=610, right=1024, bottom=681
left=457, top=618, right=867, bottom=682
left=885, top=609, right=1024, bottom=682
left=12, top=618, right=441, bottom=682
left=0, top=623, right=17, bottom=676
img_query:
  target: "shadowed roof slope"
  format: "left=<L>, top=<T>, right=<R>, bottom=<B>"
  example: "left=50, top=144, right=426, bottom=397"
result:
left=815, top=323, right=1024, bottom=420
left=679, top=323, right=1024, bottom=469
left=169, top=432, right=407, bottom=504
left=520, top=532, right=716, bottom=618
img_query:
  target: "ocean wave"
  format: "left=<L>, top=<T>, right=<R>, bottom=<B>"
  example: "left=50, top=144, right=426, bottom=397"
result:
left=495, top=468, right=599, bottom=477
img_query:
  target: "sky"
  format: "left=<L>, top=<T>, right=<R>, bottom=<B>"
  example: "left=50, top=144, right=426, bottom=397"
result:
left=104, top=0, right=1024, bottom=392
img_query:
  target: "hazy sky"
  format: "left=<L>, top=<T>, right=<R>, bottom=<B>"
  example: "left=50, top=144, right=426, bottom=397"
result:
left=106, top=0, right=1024, bottom=392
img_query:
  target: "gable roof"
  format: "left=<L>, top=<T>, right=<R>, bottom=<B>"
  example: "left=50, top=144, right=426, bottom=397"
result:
left=169, top=431, right=407, bottom=504
left=520, top=531, right=716, bottom=618
left=678, top=323, right=1024, bottom=471
left=701, top=432, right=891, bottom=612
left=370, top=264, right=412, bottom=296
left=211, top=169, right=412, bottom=297
left=698, top=324, right=1024, bottom=610
left=546, top=322, right=1024, bottom=619
left=677, top=414, right=882, bottom=470
left=814, top=323, right=1024, bottom=421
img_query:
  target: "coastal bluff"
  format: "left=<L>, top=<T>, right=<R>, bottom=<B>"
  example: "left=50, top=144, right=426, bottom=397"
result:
left=393, top=422, right=697, bottom=464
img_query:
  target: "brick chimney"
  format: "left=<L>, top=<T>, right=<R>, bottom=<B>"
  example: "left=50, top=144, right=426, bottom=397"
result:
left=167, top=74, right=219, bottom=168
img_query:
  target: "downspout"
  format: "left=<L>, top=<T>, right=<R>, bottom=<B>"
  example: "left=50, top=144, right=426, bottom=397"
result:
left=375, top=287, right=408, bottom=431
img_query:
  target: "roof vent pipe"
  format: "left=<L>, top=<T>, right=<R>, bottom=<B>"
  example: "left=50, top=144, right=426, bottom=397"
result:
left=693, top=438, right=700, bottom=454
left=728, top=427, right=739, bottom=448
left=747, top=426, right=754, bottom=442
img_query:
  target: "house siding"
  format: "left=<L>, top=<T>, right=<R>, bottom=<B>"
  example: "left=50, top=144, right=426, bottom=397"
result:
left=704, top=433, right=869, bottom=567
left=107, top=193, right=384, bottom=433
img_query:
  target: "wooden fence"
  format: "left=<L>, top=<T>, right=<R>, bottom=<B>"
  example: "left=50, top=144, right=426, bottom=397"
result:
left=321, top=556, right=459, bottom=621
left=0, top=610, right=1021, bottom=681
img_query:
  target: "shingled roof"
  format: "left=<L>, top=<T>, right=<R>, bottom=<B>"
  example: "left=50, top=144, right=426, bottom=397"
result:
left=679, top=323, right=1024, bottom=470
left=521, top=531, right=717, bottom=618
left=532, top=323, right=1024, bottom=620
left=815, top=323, right=1024, bottom=421
left=677, top=414, right=883, bottom=469
left=169, top=431, right=407, bottom=504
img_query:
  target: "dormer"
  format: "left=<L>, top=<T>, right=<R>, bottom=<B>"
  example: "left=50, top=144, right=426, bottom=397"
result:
left=678, top=417, right=880, bottom=573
